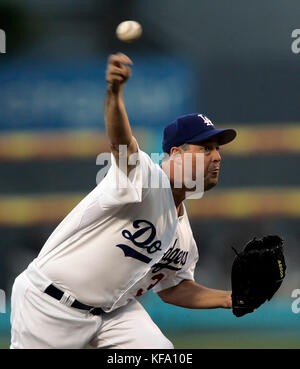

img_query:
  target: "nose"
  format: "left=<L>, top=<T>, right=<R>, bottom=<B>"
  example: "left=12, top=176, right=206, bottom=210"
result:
left=212, top=149, right=221, bottom=162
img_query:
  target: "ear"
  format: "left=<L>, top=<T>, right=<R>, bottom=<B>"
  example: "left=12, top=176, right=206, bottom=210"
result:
left=170, top=146, right=181, bottom=156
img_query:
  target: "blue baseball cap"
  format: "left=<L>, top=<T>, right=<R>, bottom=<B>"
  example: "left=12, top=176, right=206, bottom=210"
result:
left=162, top=113, right=237, bottom=153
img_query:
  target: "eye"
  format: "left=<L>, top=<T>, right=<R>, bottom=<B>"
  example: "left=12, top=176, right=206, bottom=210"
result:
left=203, top=145, right=220, bottom=153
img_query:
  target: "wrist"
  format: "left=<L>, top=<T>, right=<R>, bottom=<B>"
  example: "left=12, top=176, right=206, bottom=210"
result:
left=222, top=291, right=232, bottom=309
left=107, top=83, right=124, bottom=96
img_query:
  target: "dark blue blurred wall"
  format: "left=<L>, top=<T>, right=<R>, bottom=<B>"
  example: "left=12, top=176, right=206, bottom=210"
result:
left=1, top=0, right=299, bottom=123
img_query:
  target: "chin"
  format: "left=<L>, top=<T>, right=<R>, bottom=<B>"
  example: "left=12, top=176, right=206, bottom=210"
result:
left=204, top=180, right=218, bottom=192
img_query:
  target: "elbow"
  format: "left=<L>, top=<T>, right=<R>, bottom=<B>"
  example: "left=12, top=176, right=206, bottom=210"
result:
left=109, top=137, right=136, bottom=152
left=157, top=290, right=173, bottom=305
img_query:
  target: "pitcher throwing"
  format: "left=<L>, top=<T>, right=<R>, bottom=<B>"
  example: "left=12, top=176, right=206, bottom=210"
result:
left=10, top=53, right=237, bottom=349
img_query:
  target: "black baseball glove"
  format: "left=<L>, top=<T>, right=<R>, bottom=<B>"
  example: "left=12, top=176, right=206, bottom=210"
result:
left=231, top=235, right=286, bottom=317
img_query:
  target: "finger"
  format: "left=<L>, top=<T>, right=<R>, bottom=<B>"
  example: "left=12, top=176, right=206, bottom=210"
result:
left=108, top=53, right=133, bottom=66
left=106, top=72, right=125, bottom=79
left=106, top=70, right=130, bottom=83
left=107, top=65, right=128, bottom=75
left=106, top=75, right=124, bottom=83
left=115, top=52, right=133, bottom=65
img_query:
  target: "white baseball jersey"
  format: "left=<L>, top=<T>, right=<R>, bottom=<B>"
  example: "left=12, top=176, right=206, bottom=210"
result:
left=115, top=208, right=199, bottom=309
left=34, top=142, right=199, bottom=312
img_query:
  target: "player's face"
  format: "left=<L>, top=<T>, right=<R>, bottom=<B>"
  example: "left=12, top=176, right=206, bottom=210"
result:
left=187, top=139, right=222, bottom=191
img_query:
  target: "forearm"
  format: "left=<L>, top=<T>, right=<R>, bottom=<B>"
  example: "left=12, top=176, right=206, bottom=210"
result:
left=105, top=86, right=134, bottom=147
left=158, top=280, right=232, bottom=309
left=105, top=53, right=137, bottom=155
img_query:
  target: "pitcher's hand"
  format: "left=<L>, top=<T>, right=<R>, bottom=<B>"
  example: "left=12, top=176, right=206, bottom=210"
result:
left=106, top=53, right=133, bottom=93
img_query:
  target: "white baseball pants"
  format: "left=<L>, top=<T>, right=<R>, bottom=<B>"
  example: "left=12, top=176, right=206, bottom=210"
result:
left=10, top=266, right=173, bottom=349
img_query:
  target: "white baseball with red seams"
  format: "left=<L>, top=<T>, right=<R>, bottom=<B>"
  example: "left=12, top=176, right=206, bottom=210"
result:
left=116, top=20, right=142, bottom=42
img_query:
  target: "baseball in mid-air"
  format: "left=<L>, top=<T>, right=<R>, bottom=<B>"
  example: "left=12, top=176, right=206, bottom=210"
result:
left=116, top=20, right=142, bottom=43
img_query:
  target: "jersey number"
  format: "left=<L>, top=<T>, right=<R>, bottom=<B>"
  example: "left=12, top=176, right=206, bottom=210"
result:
left=135, top=273, right=165, bottom=297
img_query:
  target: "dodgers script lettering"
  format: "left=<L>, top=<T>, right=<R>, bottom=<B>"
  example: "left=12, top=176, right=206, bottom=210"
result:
left=151, top=239, right=188, bottom=273
left=116, top=220, right=162, bottom=263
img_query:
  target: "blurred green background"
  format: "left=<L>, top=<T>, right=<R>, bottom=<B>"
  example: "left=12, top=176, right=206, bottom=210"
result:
left=1, top=0, right=300, bottom=349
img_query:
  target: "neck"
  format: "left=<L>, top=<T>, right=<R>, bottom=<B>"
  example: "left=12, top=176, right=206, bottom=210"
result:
left=171, top=187, right=186, bottom=216
left=160, top=162, right=186, bottom=215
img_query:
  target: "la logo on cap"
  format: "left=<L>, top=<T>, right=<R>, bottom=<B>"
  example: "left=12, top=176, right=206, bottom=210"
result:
left=198, top=114, right=214, bottom=127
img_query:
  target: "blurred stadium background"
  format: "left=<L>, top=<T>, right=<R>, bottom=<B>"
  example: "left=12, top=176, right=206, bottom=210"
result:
left=0, top=0, right=300, bottom=349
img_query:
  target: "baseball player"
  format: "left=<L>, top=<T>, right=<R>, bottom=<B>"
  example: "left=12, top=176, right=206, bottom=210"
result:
left=10, top=53, right=237, bottom=349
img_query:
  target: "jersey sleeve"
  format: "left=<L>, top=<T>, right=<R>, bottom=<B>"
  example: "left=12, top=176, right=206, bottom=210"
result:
left=152, top=239, right=199, bottom=293
left=98, top=138, right=155, bottom=209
